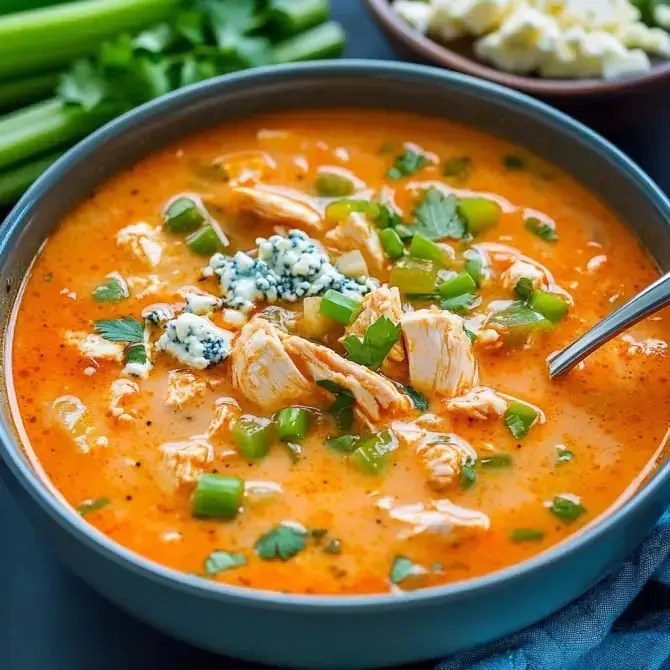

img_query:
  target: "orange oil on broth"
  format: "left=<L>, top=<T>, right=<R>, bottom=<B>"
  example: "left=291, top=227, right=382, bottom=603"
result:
left=10, top=109, right=670, bottom=595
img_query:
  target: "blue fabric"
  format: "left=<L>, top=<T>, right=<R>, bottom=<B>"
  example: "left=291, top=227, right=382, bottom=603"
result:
left=438, top=512, right=670, bottom=670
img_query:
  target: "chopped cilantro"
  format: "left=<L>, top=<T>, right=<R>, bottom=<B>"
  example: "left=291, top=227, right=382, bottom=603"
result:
left=525, top=217, right=559, bottom=242
left=390, top=555, right=423, bottom=584
left=255, top=524, right=307, bottom=561
left=510, top=528, right=545, bottom=542
left=343, top=316, right=401, bottom=371
left=441, top=293, right=477, bottom=314
left=514, top=277, right=534, bottom=302
left=93, top=275, right=128, bottom=303
left=464, top=326, right=478, bottom=344
left=400, top=384, right=429, bottom=411
left=548, top=496, right=585, bottom=523
left=204, top=550, right=246, bottom=576
left=77, top=497, right=109, bottom=516
left=443, top=156, right=471, bottom=178
left=125, top=342, right=148, bottom=365
left=460, top=458, right=477, bottom=490
left=556, top=445, right=575, bottom=463
left=410, top=187, right=467, bottom=240
left=387, top=148, right=430, bottom=180
left=316, top=380, right=355, bottom=430
left=94, top=317, right=144, bottom=343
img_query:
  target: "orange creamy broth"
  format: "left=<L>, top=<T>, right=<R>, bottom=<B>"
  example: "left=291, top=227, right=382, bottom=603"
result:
left=10, top=109, right=670, bottom=595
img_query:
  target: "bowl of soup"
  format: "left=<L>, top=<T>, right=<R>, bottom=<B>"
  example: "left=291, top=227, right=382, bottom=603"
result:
left=0, top=61, right=668, bottom=668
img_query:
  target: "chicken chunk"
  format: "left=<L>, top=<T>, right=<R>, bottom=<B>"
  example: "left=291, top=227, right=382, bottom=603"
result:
left=283, top=335, right=412, bottom=422
left=231, top=317, right=311, bottom=411
left=500, top=260, right=546, bottom=292
left=325, top=212, right=385, bottom=273
left=229, top=185, right=322, bottom=232
left=416, top=433, right=477, bottom=491
left=165, top=370, right=207, bottom=408
left=207, top=399, right=240, bottom=439
left=159, top=438, right=213, bottom=486
left=116, top=222, right=163, bottom=267
left=108, top=379, right=139, bottom=422
left=401, top=309, right=478, bottom=398
left=343, top=286, right=405, bottom=362
left=65, top=331, right=124, bottom=362
left=446, top=387, right=508, bottom=420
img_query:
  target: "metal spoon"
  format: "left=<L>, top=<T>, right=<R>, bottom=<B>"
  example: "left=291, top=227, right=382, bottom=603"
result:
left=548, top=272, right=670, bottom=378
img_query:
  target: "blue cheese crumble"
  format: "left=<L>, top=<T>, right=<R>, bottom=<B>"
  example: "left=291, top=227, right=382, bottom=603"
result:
left=156, top=313, right=233, bottom=369
left=208, top=229, right=377, bottom=312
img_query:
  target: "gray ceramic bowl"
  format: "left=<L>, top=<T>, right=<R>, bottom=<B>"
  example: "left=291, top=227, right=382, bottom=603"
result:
left=1, top=61, right=669, bottom=669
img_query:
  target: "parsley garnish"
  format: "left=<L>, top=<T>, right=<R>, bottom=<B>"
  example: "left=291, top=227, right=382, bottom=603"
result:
left=390, top=556, right=423, bottom=584
left=400, top=384, right=429, bottom=411
left=460, top=458, right=477, bottom=490
left=316, top=380, right=355, bottom=430
left=443, top=156, right=471, bottom=178
left=204, top=550, right=246, bottom=576
left=125, top=343, right=148, bottom=365
left=525, top=217, right=559, bottom=242
left=92, top=275, right=128, bottom=303
left=514, top=277, right=534, bottom=302
left=441, top=293, right=477, bottom=314
left=77, top=497, right=109, bottom=516
left=94, top=317, right=144, bottom=343
left=255, top=524, right=307, bottom=561
left=548, top=496, right=585, bottom=523
left=343, top=316, right=401, bottom=371
left=410, top=187, right=467, bottom=240
left=387, top=148, right=430, bottom=179
left=510, top=528, right=544, bottom=542
left=556, top=445, right=575, bottom=463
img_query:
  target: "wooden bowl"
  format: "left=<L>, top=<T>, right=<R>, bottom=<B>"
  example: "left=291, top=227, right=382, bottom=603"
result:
left=364, top=0, right=670, bottom=100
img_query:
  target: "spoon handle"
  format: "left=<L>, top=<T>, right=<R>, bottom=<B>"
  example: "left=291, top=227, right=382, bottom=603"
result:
left=548, top=272, right=670, bottom=378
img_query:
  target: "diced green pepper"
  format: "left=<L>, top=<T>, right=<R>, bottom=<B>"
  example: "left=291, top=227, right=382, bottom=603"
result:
left=409, top=232, right=448, bottom=266
left=186, top=224, right=226, bottom=256
left=438, top=271, right=477, bottom=299
left=389, top=257, right=438, bottom=294
left=458, top=197, right=501, bottom=235
left=464, top=250, right=484, bottom=287
left=351, top=430, right=398, bottom=475
left=319, top=289, right=361, bottom=325
left=315, top=171, right=355, bottom=197
left=529, top=290, right=568, bottom=323
left=504, top=401, right=538, bottom=439
left=380, top=227, right=404, bottom=260
left=276, top=407, right=310, bottom=443
left=165, top=196, right=205, bottom=233
left=231, top=416, right=274, bottom=461
left=192, top=474, right=244, bottom=519
left=325, top=199, right=379, bottom=222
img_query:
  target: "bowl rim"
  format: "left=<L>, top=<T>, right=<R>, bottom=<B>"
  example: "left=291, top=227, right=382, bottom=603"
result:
left=2, top=59, right=670, bottom=612
left=364, top=0, right=670, bottom=98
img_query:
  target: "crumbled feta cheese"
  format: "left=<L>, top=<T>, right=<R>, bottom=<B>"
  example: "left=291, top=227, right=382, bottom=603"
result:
left=109, top=379, right=139, bottom=422
left=156, top=313, right=233, bottom=369
left=65, top=331, right=124, bottom=362
left=209, top=229, right=377, bottom=312
left=117, top=223, right=163, bottom=267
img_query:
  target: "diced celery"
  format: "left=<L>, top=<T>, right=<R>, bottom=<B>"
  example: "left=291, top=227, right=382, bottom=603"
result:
left=186, top=224, right=226, bottom=256
left=529, top=290, right=568, bottom=323
left=488, top=303, right=552, bottom=343
left=438, top=271, right=477, bottom=299
left=319, top=289, right=361, bottom=325
left=380, top=227, right=404, bottom=260
left=231, top=416, right=274, bottom=461
left=276, top=407, right=310, bottom=443
left=464, top=250, right=483, bottom=287
left=192, top=474, right=244, bottom=519
left=409, top=232, right=448, bottom=266
left=504, top=401, right=538, bottom=439
left=389, top=257, right=438, bottom=294
left=325, top=199, right=379, bottom=222
left=351, top=430, right=398, bottom=475
left=326, top=434, right=360, bottom=454
left=458, top=197, right=501, bottom=235
left=315, top=171, right=355, bottom=197
left=165, top=196, right=205, bottom=233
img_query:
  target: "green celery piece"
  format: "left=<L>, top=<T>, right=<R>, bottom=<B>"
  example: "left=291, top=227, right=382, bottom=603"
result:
left=269, top=0, right=330, bottom=36
left=548, top=496, right=585, bottom=524
left=504, top=401, right=538, bottom=439
left=272, top=21, right=345, bottom=63
left=323, top=538, right=342, bottom=554
left=390, top=257, right=438, bottom=294
left=231, top=417, right=274, bottom=461
left=529, top=290, right=568, bottom=323
left=276, top=407, right=310, bottom=443
left=409, top=232, right=448, bottom=266
left=164, top=196, right=205, bottom=233
left=510, top=528, right=544, bottom=542
left=438, top=271, right=477, bottom=299
left=488, top=303, right=552, bottom=343
left=315, top=170, right=355, bottom=197
left=186, top=224, right=226, bottom=256
left=458, top=197, right=501, bottom=235
left=460, top=458, right=477, bottom=490
left=480, top=453, right=513, bottom=469
left=351, top=429, right=398, bottom=475
left=77, top=497, right=109, bottom=516
left=380, top=227, right=404, bottom=260
left=326, top=434, right=360, bottom=454
left=319, top=289, right=361, bottom=325
left=464, top=249, right=484, bottom=287
left=192, top=474, right=244, bottom=519
left=325, top=198, right=379, bottom=222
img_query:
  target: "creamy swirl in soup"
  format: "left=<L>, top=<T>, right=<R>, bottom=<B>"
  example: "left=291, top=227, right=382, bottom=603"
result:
left=10, top=109, right=669, bottom=595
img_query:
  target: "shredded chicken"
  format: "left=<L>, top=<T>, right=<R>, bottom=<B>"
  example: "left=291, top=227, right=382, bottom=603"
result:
left=159, top=437, right=213, bottom=485
left=342, top=286, right=405, bottom=362
left=108, top=379, right=139, bottom=422
left=283, top=335, right=412, bottom=422
left=207, top=398, right=240, bottom=439
left=325, top=212, right=385, bottom=273
left=500, top=260, right=547, bottom=291
left=401, top=309, right=478, bottom=398
left=65, top=331, right=124, bottom=362
left=475, top=327, right=503, bottom=350
left=231, top=317, right=311, bottom=411
left=446, top=387, right=508, bottom=420
left=165, top=370, right=207, bottom=408
left=229, top=185, right=322, bottom=231
left=116, top=222, right=163, bottom=267
left=416, top=433, right=477, bottom=491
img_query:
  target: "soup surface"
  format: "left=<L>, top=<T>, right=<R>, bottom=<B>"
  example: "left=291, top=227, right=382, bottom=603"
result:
left=10, top=109, right=669, bottom=595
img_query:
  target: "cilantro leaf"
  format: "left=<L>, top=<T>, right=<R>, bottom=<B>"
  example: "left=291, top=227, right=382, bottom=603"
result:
left=343, top=316, right=401, bottom=371
left=525, top=217, right=558, bottom=242
left=204, top=550, right=246, bottom=575
left=401, top=384, right=429, bottom=411
left=133, top=23, right=176, bottom=53
left=387, top=148, right=430, bottom=180
left=316, top=380, right=355, bottom=430
left=125, top=343, right=148, bottom=365
left=57, top=59, right=107, bottom=111
left=94, top=317, right=144, bottom=343
left=548, top=496, right=585, bottom=523
left=390, top=555, right=424, bottom=584
left=460, top=458, right=477, bottom=490
left=204, top=0, right=267, bottom=49
left=255, top=524, right=307, bottom=561
left=92, top=275, right=128, bottom=303
left=410, top=187, right=467, bottom=240
left=77, top=497, right=109, bottom=516
left=440, top=293, right=477, bottom=313
left=514, top=277, right=534, bottom=302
